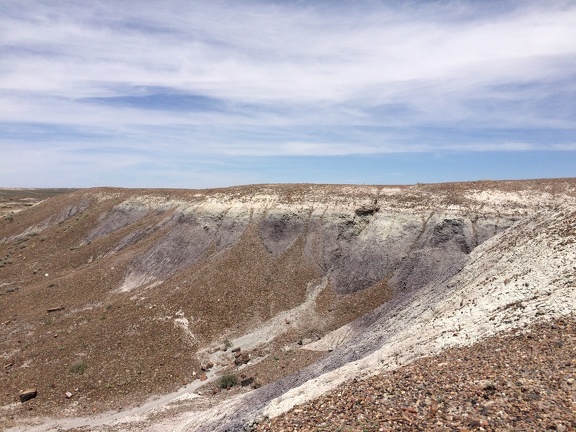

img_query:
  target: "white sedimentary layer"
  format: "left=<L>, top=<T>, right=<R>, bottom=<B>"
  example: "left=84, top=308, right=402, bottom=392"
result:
left=262, top=206, right=576, bottom=418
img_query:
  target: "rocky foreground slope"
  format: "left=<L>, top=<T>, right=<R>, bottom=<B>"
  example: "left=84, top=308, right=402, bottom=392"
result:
left=0, top=180, right=575, bottom=431
left=258, top=316, right=576, bottom=431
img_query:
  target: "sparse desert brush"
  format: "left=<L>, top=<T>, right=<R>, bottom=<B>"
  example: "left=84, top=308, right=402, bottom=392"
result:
left=217, top=373, right=238, bottom=389
left=69, top=360, right=87, bottom=375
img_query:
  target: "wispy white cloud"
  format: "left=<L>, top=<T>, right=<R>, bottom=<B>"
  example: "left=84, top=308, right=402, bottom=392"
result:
left=1, top=0, right=575, bottom=186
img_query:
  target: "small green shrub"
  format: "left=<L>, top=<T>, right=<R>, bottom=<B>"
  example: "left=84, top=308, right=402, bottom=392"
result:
left=217, top=373, right=238, bottom=389
left=69, top=360, right=87, bottom=375
left=223, top=339, right=232, bottom=349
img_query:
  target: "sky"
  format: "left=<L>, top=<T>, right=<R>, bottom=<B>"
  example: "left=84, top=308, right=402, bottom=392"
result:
left=1, top=0, right=575, bottom=188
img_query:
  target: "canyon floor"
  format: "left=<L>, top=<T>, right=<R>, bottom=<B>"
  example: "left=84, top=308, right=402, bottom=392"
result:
left=1, top=180, right=575, bottom=431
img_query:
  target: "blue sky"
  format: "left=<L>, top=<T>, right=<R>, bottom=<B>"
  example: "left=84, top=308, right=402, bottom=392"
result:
left=1, top=0, right=575, bottom=188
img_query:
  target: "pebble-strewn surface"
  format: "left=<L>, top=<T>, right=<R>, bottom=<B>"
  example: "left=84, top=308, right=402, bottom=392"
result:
left=2, top=181, right=575, bottom=431
left=257, top=316, right=576, bottom=431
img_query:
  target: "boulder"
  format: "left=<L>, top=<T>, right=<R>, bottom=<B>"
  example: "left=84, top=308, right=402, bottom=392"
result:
left=234, top=352, right=250, bottom=366
left=354, top=205, right=380, bottom=216
left=200, top=362, right=214, bottom=371
left=240, top=377, right=254, bottom=387
left=19, top=388, right=37, bottom=403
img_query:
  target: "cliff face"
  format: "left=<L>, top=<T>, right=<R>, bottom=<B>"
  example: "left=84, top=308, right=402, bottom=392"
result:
left=1, top=180, right=575, bottom=431
left=54, top=184, right=521, bottom=287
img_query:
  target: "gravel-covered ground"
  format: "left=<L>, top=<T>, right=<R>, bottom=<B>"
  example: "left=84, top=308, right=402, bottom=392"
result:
left=257, top=315, right=576, bottom=431
left=2, top=181, right=575, bottom=431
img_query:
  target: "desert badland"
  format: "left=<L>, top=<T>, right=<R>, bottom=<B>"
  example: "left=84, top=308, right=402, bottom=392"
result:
left=1, top=180, right=575, bottom=431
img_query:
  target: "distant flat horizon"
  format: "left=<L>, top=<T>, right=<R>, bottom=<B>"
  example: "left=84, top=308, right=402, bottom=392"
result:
left=2, top=173, right=576, bottom=191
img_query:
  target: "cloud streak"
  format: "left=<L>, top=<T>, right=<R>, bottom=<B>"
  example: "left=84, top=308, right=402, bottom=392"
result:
left=1, top=0, right=575, bottom=186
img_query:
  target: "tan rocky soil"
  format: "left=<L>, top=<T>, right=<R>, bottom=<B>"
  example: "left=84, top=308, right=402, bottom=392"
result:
left=258, top=316, right=576, bottom=431
left=0, top=179, right=575, bottom=431
left=0, top=189, right=75, bottom=218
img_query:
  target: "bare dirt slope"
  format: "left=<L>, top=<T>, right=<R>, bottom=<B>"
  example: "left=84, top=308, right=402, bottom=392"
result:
left=0, top=189, right=75, bottom=218
left=0, top=180, right=575, bottom=431
left=258, top=316, right=576, bottom=431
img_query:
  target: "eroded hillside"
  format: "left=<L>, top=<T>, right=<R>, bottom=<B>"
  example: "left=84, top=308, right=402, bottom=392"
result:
left=1, top=180, right=575, bottom=431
